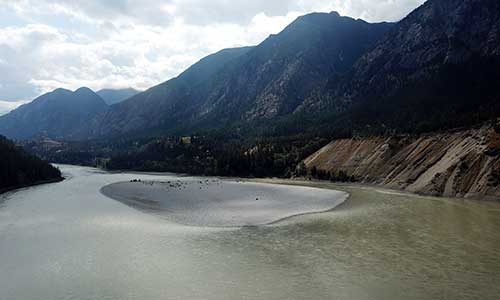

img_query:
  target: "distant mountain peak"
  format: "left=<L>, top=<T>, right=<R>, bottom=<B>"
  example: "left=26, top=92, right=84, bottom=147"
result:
left=96, top=88, right=140, bottom=105
left=0, top=87, right=107, bottom=140
left=75, top=87, right=94, bottom=93
left=52, top=88, right=72, bottom=95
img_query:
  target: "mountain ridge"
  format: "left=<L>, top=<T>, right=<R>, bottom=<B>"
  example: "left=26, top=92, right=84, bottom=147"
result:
left=2, top=1, right=500, bottom=143
left=90, top=12, right=393, bottom=138
left=0, top=87, right=107, bottom=140
left=97, top=88, right=140, bottom=105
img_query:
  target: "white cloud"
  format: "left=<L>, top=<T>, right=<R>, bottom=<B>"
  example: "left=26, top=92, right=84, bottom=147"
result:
left=0, top=100, right=28, bottom=115
left=0, top=0, right=426, bottom=102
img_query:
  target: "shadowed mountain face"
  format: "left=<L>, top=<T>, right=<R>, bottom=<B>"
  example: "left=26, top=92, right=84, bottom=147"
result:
left=330, top=0, right=500, bottom=133
left=91, top=46, right=254, bottom=137
left=0, top=87, right=107, bottom=140
left=97, top=88, right=140, bottom=105
left=91, top=12, right=393, bottom=137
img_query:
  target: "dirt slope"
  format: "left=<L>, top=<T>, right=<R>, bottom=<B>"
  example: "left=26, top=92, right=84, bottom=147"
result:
left=304, top=126, right=500, bottom=200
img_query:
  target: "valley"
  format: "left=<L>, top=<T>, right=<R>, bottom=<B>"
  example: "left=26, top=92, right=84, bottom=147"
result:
left=1, top=0, right=498, bottom=202
left=1, top=1, right=500, bottom=298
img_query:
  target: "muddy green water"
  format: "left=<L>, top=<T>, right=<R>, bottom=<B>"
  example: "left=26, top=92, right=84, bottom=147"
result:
left=1, top=165, right=499, bottom=300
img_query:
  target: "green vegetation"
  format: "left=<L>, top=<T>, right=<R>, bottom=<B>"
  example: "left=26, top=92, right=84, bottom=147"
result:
left=24, top=132, right=329, bottom=178
left=106, top=134, right=330, bottom=178
left=0, top=135, right=62, bottom=192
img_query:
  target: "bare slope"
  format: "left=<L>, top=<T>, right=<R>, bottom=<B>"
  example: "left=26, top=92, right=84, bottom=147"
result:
left=304, top=126, right=500, bottom=200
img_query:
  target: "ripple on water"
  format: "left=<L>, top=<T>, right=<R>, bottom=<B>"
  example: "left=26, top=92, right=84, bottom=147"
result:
left=1, top=165, right=500, bottom=300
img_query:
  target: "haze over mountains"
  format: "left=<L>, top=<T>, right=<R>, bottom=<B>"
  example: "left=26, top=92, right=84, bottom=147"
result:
left=0, top=0, right=499, bottom=141
left=0, top=88, right=106, bottom=140
left=97, top=88, right=140, bottom=105
left=0, top=87, right=139, bottom=140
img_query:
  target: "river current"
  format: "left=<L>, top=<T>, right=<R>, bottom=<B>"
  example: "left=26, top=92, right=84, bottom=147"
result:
left=1, top=165, right=499, bottom=300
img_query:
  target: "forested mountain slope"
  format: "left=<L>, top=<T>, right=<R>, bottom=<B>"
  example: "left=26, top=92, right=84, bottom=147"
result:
left=92, top=13, right=392, bottom=137
left=0, top=135, right=62, bottom=192
left=327, top=0, right=500, bottom=134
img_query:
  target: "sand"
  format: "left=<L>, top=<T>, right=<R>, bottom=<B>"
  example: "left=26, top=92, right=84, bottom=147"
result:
left=100, top=178, right=348, bottom=227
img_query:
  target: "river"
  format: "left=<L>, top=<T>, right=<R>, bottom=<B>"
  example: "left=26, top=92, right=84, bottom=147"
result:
left=1, top=165, right=499, bottom=300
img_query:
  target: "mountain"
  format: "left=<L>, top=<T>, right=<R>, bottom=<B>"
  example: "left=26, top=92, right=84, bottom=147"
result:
left=0, top=135, right=62, bottom=192
left=92, top=12, right=393, bottom=137
left=298, top=0, right=500, bottom=200
left=7, top=0, right=500, bottom=142
left=9, top=0, right=500, bottom=200
left=0, top=87, right=107, bottom=140
left=97, top=88, right=140, bottom=105
left=329, top=0, right=500, bottom=134
left=91, top=47, right=253, bottom=137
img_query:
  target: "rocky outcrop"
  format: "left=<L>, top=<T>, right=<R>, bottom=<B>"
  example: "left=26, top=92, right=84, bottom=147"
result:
left=304, top=126, right=500, bottom=200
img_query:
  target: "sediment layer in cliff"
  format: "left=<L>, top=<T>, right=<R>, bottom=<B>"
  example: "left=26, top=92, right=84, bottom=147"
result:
left=304, top=126, right=500, bottom=200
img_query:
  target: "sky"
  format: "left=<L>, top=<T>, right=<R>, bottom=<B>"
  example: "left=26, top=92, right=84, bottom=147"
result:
left=0, top=0, right=426, bottom=115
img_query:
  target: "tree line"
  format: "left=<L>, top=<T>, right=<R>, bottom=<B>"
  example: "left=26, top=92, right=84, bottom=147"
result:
left=1, top=135, right=62, bottom=192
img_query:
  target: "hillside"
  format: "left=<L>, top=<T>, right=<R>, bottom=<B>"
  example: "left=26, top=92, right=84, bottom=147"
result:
left=91, top=0, right=500, bottom=140
left=303, top=125, right=500, bottom=200
left=0, top=135, right=62, bottom=192
left=299, top=0, right=500, bottom=200
left=91, top=47, right=254, bottom=137
left=91, top=13, right=392, bottom=137
left=8, top=0, right=500, bottom=202
left=0, top=87, right=108, bottom=140
left=3, top=1, right=500, bottom=142
left=327, top=0, right=500, bottom=134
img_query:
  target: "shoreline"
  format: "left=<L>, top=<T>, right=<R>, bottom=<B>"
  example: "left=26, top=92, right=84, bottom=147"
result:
left=250, top=176, right=500, bottom=203
left=101, top=179, right=349, bottom=227
left=0, top=177, right=64, bottom=195
left=97, top=165, right=499, bottom=202
left=81, top=164, right=499, bottom=203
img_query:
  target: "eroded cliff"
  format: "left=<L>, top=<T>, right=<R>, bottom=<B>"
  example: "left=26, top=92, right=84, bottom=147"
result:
left=304, top=126, right=500, bottom=200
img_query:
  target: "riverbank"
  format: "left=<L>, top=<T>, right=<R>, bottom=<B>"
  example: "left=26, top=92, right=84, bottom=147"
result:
left=253, top=177, right=466, bottom=201
left=0, top=177, right=64, bottom=195
left=100, top=178, right=348, bottom=227
left=304, top=126, right=500, bottom=201
left=2, top=165, right=500, bottom=300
